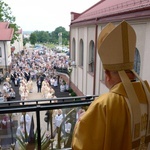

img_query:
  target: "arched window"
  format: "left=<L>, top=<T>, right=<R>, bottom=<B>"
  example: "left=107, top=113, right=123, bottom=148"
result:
left=79, top=39, right=84, bottom=66
left=134, top=48, right=140, bottom=75
left=72, top=38, right=76, bottom=61
left=100, top=48, right=141, bottom=81
left=89, top=40, right=95, bottom=72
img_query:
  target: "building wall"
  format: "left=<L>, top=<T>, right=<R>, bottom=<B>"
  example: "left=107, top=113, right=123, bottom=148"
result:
left=86, top=73, right=94, bottom=95
left=71, top=26, right=96, bottom=96
left=12, top=32, right=24, bottom=54
left=70, top=28, right=78, bottom=91
left=0, top=41, right=11, bottom=73
left=128, top=20, right=150, bottom=84
left=77, top=68, right=83, bottom=93
left=70, top=19, right=150, bottom=96
left=86, top=26, right=95, bottom=95
left=6, top=42, right=12, bottom=66
left=138, top=21, right=150, bottom=83
left=132, top=22, right=146, bottom=76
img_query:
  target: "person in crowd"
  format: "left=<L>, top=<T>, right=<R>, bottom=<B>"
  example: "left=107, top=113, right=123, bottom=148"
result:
left=65, top=119, right=72, bottom=134
left=45, top=91, right=52, bottom=99
left=54, top=109, right=63, bottom=132
left=15, top=120, right=25, bottom=150
left=49, top=86, right=55, bottom=95
left=53, top=78, right=58, bottom=87
left=65, top=82, right=69, bottom=92
left=76, top=108, right=85, bottom=121
left=72, top=21, right=150, bottom=149
left=0, top=90, right=4, bottom=102
left=20, top=113, right=31, bottom=135
left=14, top=77, right=19, bottom=86
left=36, top=78, right=42, bottom=93
left=23, top=88, right=29, bottom=100
left=27, top=78, right=33, bottom=93
left=5, top=92, right=11, bottom=101
left=60, top=82, right=66, bottom=92
left=50, top=77, right=55, bottom=86
left=2, top=83, right=11, bottom=101
left=3, top=83, right=9, bottom=94
left=19, top=82, right=25, bottom=96
left=2, top=114, right=11, bottom=129
left=18, top=73, right=24, bottom=85
left=59, top=77, right=63, bottom=85
left=0, top=73, right=3, bottom=84
left=24, top=69, right=30, bottom=82
left=16, top=120, right=25, bottom=138
left=6, top=76, right=10, bottom=83
left=41, top=80, right=48, bottom=98
left=9, top=88, right=16, bottom=99
left=10, top=71, right=15, bottom=85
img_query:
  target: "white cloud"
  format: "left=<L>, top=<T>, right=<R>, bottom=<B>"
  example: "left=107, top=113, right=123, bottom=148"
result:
left=4, top=0, right=100, bottom=31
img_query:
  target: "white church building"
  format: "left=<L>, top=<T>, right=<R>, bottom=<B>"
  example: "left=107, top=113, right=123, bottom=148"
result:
left=69, top=0, right=150, bottom=96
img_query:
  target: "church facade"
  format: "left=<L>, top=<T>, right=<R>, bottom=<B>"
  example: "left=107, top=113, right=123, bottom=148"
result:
left=69, top=0, right=150, bottom=96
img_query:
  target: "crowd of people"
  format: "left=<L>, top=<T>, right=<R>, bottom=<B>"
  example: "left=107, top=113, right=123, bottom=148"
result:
left=0, top=80, right=16, bottom=102
left=0, top=46, right=74, bottom=149
left=0, top=46, right=72, bottom=102
left=1, top=21, right=150, bottom=149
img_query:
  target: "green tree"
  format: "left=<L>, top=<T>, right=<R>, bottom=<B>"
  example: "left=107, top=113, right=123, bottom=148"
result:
left=49, top=26, right=69, bottom=45
left=49, top=31, right=58, bottom=44
left=29, top=31, right=50, bottom=44
left=30, top=33, right=37, bottom=45
left=0, top=0, right=19, bottom=43
left=28, top=26, right=69, bottom=46
left=34, top=31, right=50, bottom=43
left=23, top=37, right=29, bottom=46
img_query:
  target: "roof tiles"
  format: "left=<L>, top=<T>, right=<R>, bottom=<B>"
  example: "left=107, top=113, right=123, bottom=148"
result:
left=0, top=22, right=14, bottom=41
left=72, top=0, right=150, bottom=23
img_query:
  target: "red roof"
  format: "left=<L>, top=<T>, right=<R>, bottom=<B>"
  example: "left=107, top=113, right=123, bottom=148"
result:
left=71, top=0, right=150, bottom=23
left=0, top=22, right=14, bottom=41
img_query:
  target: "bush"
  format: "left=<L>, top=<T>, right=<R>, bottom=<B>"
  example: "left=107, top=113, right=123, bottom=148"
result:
left=71, top=91, right=77, bottom=96
left=68, top=88, right=73, bottom=93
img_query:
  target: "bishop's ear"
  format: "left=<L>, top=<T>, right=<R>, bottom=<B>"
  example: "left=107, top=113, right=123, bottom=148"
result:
left=105, top=70, right=111, bottom=82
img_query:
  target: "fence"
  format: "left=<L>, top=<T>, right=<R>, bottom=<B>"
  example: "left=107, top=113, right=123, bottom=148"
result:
left=0, top=95, right=98, bottom=150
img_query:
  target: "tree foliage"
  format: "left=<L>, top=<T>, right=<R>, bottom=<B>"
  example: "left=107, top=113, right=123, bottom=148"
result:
left=29, top=26, right=69, bottom=45
left=29, top=33, right=37, bottom=45
left=0, top=0, right=19, bottom=44
left=23, top=37, right=29, bottom=46
left=49, top=26, right=69, bottom=45
left=34, top=31, right=50, bottom=43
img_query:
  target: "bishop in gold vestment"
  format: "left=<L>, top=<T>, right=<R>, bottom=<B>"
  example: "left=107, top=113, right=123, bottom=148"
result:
left=72, top=81, right=150, bottom=150
left=72, top=21, right=150, bottom=150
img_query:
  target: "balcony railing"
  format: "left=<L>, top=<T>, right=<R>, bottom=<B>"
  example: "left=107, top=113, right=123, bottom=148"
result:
left=55, top=67, right=69, bottom=75
left=0, top=95, right=98, bottom=150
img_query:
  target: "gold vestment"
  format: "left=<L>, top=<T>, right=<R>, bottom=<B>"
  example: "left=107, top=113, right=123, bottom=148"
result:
left=72, top=81, right=149, bottom=150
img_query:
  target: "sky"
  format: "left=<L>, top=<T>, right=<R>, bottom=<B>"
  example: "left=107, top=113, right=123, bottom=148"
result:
left=4, top=0, right=100, bottom=32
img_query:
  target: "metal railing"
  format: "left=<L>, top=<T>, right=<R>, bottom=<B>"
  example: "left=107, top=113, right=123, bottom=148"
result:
left=0, top=95, right=98, bottom=150
left=55, top=67, right=69, bottom=75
